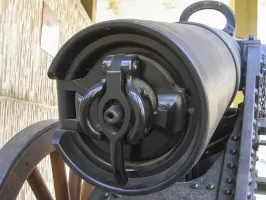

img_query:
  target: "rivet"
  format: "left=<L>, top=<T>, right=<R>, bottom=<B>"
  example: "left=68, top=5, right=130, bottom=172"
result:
left=231, top=135, right=239, bottom=141
left=250, top=164, right=254, bottom=172
left=206, top=184, right=215, bottom=190
left=230, top=149, right=238, bottom=155
left=205, top=150, right=210, bottom=155
left=252, top=134, right=256, bottom=143
left=254, top=104, right=258, bottom=111
left=253, top=119, right=257, bottom=126
left=249, top=177, right=253, bottom=185
left=104, top=193, right=110, bottom=199
left=225, top=177, right=234, bottom=184
left=227, top=163, right=235, bottom=169
left=254, top=182, right=258, bottom=191
left=247, top=191, right=251, bottom=199
left=251, top=158, right=254, bottom=164
left=191, top=183, right=199, bottom=189
left=171, top=81, right=175, bottom=86
left=256, top=155, right=259, bottom=161
left=251, top=149, right=255, bottom=157
left=249, top=35, right=255, bottom=40
left=223, top=188, right=232, bottom=195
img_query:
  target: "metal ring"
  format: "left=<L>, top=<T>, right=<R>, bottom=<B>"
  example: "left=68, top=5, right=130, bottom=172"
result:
left=179, top=1, right=236, bottom=36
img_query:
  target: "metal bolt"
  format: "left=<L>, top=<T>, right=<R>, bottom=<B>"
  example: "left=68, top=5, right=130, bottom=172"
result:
left=223, top=188, right=232, bottom=195
left=253, top=119, right=257, bottom=126
left=249, top=35, right=255, bottom=40
left=227, top=163, right=236, bottom=169
left=230, top=149, right=238, bottom=155
left=132, top=60, right=140, bottom=71
left=191, top=183, right=199, bottom=189
left=256, top=155, right=259, bottom=161
left=171, top=81, right=175, bottom=86
left=206, top=184, right=215, bottom=190
left=225, top=177, right=234, bottom=184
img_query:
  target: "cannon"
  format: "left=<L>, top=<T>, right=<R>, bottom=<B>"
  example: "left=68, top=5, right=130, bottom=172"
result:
left=0, top=1, right=265, bottom=200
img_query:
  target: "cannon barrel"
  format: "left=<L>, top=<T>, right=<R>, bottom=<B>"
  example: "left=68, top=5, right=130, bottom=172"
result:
left=48, top=3, right=241, bottom=195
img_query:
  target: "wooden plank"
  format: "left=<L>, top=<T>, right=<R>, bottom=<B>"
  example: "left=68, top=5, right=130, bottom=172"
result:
left=75, top=0, right=97, bottom=23
left=69, top=169, right=81, bottom=200
left=50, top=151, right=70, bottom=200
left=27, top=168, right=54, bottom=200
left=81, top=181, right=94, bottom=200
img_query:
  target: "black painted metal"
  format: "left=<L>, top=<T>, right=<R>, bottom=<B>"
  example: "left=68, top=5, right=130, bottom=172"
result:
left=234, top=40, right=262, bottom=200
left=48, top=0, right=242, bottom=195
left=179, top=1, right=236, bottom=36
left=217, top=113, right=241, bottom=200
left=90, top=154, right=225, bottom=200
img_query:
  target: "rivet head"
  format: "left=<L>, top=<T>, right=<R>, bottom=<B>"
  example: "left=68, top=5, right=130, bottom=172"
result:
left=191, top=183, right=199, bottom=189
left=223, top=188, right=232, bottom=195
left=247, top=191, right=252, bottom=199
left=249, top=177, right=253, bottom=185
left=254, top=182, right=258, bottom=191
left=231, top=135, right=239, bottom=141
left=225, top=177, right=234, bottom=184
left=206, top=184, right=215, bottom=190
left=251, top=149, right=255, bottom=157
left=204, top=150, right=210, bottom=155
left=249, top=35, right=255, bottom=40
left=250, top=164, right=254, bottom=172
left=254, top=104, right=258, bottom=110
left=104, top=193, right=110, bottom=199
left=252, top=134, right=256, bottom=143
left=227, top=163, right=235, bottom=169
left=230, top=149, right=238, bottom=155
left=256, top=155, right=259, bottom=161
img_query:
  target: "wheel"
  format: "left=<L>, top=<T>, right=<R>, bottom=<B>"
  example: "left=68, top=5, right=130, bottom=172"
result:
left=0, top=120, right=94, bottom=200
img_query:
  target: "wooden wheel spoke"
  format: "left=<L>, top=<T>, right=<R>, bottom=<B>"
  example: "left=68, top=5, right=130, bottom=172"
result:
left=81, top=180, right=94, bottom=200
left=50, top=151, right=70, bottom=200
left=27, top=167, right=54, bottom=200
left=69, top=169, right=81, bottom=200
